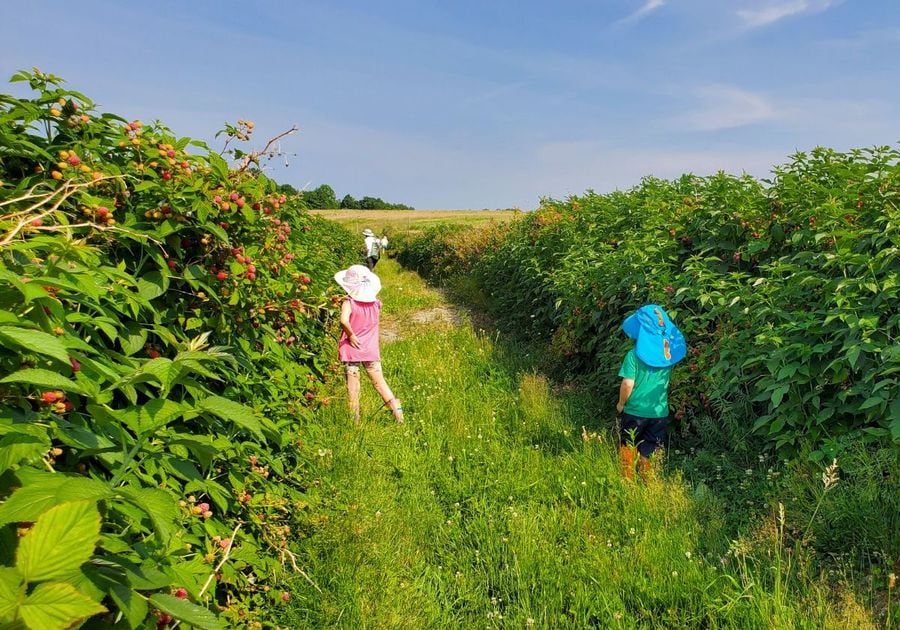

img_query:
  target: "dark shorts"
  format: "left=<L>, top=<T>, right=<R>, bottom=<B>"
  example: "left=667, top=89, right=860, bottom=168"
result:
left=365, top=256, right=379, bottom=270
left=619, top=412, right=668, bottom=457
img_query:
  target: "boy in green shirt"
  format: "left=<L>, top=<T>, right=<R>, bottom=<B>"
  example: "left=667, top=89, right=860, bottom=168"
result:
left=616, top=304, right=686, bottom=480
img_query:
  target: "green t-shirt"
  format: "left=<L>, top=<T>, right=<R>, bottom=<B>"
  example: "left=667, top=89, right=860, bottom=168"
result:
left=618, top=349, right=672, bottom=418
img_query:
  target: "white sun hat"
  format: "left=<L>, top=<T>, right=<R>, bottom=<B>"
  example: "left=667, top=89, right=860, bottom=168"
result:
left=333, top=265, right=382, bottom=302
left=362, top=228, right=375, bottom=237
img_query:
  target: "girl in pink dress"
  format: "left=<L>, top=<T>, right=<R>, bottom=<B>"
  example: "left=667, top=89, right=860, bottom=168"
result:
left=334, top=265, right=404, bottom=423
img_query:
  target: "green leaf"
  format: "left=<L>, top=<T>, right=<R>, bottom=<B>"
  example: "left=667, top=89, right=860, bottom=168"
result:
left=136, top=271, right=168, bottom=301
left=0, top=327, right=69, bottom=364
left=19, top=581, right=106, bottom=630
left=117, top=487, right=178, bottom=546
left=137, top=399, right=190, bottom=434
left=0, top=567, right=23, bottom=620
left=0, top=430, right=51, bottom=475
left=16, top=500, right=101, bottom=582
left=0, top=369, right=84, bottom=395
left=770, top=385, right=789, bottom=407
left=198, top=396, right=263, bottom=440
left=0, top=476, right=112, bottom=526
left=119, top=323, right=148, bottom=357
left=108, top=584, right=148, bottom=629
left=858, top=396, right=885, bottom=411
left=148, top=594, right=222, bottom=630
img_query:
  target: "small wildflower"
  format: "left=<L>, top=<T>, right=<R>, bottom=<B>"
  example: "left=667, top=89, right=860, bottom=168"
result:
left=822, top=459, right=839, bottom=490
left=629, top=527, right=636, bottom=535
left=671, top=571, right=678, bottom=577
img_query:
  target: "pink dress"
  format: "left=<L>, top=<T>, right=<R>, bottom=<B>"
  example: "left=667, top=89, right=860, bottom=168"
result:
left=338, top=299, right=381, bottom=362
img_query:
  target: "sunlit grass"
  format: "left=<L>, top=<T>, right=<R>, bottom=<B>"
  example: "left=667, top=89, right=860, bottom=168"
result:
left=281, top=261, right=880, bottom=628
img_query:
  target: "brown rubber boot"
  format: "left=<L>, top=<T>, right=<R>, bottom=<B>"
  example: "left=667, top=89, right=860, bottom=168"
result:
left=619, top=446, right=637, bottom=481
left=638, top=456, right=653, bottom=482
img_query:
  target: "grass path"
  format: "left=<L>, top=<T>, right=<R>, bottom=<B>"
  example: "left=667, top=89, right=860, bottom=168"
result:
left=281, top=259, right=871, bottom=629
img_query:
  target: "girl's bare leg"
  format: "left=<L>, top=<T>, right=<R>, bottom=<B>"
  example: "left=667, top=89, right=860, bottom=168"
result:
left=346, top=366, right=361, bottom=423
left=365, top=363, right=403, bottom=422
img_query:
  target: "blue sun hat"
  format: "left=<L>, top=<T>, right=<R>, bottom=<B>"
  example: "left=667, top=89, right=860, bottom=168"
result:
left=622, top=304, right=687, bottom=367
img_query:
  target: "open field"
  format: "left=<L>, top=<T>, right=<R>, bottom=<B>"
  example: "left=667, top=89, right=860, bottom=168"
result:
left=309, top=208, right=523, bottom=237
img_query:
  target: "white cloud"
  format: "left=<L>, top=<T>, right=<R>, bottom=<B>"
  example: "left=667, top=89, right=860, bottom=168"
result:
left=737, top=0, right=840, bottom=28
left=675, top=85, right=779, bottom=131
left=615, top=0, right=668, bottom=26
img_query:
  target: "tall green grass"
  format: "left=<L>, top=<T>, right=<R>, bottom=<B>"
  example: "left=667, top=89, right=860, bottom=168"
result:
left=281, top=259, right=884, bottom=628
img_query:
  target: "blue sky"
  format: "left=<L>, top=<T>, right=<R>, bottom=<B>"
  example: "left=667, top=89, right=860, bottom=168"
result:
left=2, top=1, right=898, bottom=208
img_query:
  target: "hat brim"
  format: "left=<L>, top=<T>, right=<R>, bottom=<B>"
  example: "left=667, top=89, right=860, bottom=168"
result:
left=622, top=313, right=641, bottom=340
left=635, top=327, right=687, bottom=367
left=333, top=266, right=381, bottom=302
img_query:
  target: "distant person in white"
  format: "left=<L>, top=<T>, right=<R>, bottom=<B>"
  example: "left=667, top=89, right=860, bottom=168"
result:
left=363, top=228, right=384, bottom=270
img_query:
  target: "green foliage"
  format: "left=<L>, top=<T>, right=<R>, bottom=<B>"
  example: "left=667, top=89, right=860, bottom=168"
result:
left=397, top=149, right=900, bottom=457
left=277, top=182, right=299, bottom=196
left=310, top=188, right=412, bottom=210
left=396, top=221, right=508, bottom=284
left=0, top=69, right=357, bottom=627
left=301, top=184, right=338, bottom=209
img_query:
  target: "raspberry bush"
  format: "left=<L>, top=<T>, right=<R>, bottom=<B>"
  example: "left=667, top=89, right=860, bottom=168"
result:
left=0, top=70, right=356, bottom=628
left=397, top=148, right=899, bottom=457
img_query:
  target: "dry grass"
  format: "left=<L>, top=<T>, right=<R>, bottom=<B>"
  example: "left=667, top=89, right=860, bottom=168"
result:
left=309, top=209, right=522, bottom=238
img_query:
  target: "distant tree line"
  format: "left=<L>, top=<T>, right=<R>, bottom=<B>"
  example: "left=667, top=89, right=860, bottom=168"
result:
left=278, top=184, right=413, bottom=210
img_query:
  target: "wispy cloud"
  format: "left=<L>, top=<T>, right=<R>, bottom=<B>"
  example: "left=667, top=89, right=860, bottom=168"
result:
left=675, top=85, right=779, bottom=131
left=737, top=0, right=839, bottom=28
left=614, top=0, right=667, bottom=26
